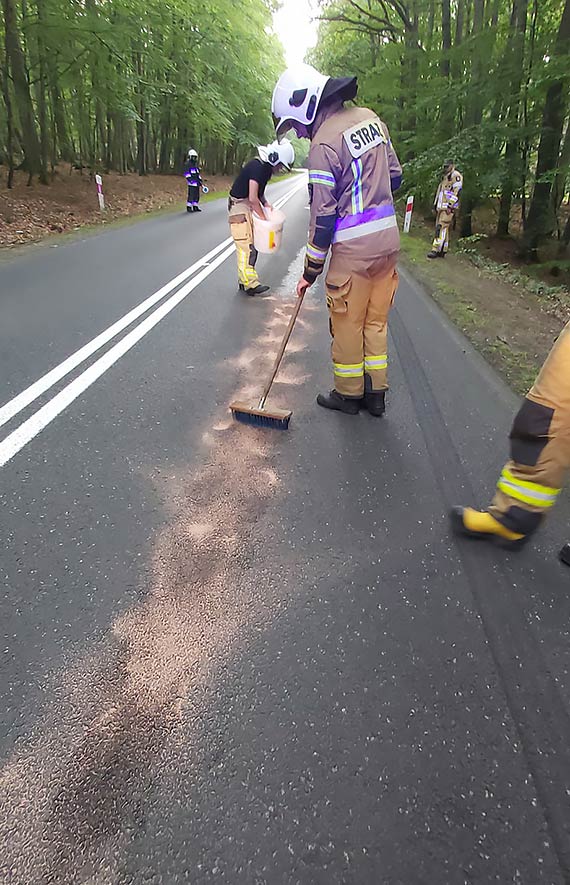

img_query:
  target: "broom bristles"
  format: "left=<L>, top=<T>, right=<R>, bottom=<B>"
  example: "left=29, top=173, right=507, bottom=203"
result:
left=230, top=400, right=292, bottom=430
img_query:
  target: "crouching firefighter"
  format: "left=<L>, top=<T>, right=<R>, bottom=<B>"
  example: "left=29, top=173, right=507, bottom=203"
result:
left=272, top=63, right=402, bottom=415
left=451, top=321, right=570, bottom=566
left=184, top=148, right=202, bottom=213
left=228, top=140, right=294, bottom=296
left=427, top=160, right=463, bottom=258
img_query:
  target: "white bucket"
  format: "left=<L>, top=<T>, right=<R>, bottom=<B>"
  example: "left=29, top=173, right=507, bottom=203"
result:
left=252, top=206, right=286, bottom=254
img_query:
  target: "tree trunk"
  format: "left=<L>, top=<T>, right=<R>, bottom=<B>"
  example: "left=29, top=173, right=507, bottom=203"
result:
left=402, top=2, right=419, bottom=157
left=497, top=0, right=528, bottom=236
left=439, top=0, right=453, bottom=134
left=460, top=0, right=486, bottom=236
left=35, top=0, right=49, bottom=182
left=557, top=214, right=570, bottom=255
left=550, top=117, right=570, bottom=227
left=441, top=0, right=451, bottom=79
left=0, top=40, right=15, bottom=187
left=523, top=0, right=570, bottom=259
left=1, top=0, right=41, bottom=179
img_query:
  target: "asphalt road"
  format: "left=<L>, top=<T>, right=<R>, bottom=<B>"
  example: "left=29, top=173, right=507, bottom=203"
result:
left=1, top=175, right=570, bottom=884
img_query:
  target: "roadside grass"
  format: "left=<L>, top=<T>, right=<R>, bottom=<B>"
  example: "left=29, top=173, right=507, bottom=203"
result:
left=399, top=219, right=566, bottom=396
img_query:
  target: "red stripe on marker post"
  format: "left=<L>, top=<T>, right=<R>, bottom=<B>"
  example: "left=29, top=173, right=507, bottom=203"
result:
left=403, top=195, right=414, bottom=233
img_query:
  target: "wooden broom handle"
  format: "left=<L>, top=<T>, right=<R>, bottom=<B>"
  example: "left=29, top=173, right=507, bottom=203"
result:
left=258, top=291, right=305, bottom=408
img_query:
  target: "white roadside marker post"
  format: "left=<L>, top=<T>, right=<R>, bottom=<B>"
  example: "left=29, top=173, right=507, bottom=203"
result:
left=403, top=194, right=414, bottom=233
left=95, top=174, right=105, bottom=211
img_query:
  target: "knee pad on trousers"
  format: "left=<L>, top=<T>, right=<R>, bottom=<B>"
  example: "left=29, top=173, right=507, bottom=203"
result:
left=509, top=398, right=554, bottom=466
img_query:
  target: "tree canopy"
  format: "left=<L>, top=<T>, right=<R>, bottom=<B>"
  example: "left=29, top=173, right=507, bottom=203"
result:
left=0, top=0, right=284, bottom=181
left=310, top=0, right=570, bottom=256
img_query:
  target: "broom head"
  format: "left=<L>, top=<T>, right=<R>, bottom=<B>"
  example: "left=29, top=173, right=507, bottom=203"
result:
left=230, top=401, right=292, bottom=430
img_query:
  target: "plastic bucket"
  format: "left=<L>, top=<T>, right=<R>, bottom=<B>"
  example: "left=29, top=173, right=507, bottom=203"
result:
left=252, top=207, right=286, bottom=254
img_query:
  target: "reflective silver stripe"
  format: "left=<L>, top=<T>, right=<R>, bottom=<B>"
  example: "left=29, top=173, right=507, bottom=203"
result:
left=334, top=363, right=364, bottom=377
left=498, top=478, right=559, bottom=507
left=309, top=170, right=336, bottom=187
left=306, top=243, right=328, bottom=260
left=333, top=215, right=398, bottom=243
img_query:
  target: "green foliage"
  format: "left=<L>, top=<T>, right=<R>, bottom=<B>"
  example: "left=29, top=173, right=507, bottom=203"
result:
left=311, top=0, right=570, bottom=251
left=0, top=0, right=284, bottom=176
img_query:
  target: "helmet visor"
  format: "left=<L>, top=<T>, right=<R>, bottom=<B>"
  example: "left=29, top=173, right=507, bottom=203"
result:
left=273, top=114, right=310, bottom=140
left=273, top=113, right=292, bottom=138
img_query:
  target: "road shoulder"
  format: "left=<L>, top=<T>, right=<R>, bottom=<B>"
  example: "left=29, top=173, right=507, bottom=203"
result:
left=399, top=220, right=568, bottom=394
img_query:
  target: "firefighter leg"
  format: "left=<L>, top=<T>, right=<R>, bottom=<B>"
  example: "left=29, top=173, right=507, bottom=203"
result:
left=490, top=323, right=570, bottom=533
left=429, top=212, right=452, bottom=256
left=187, top=184, right=199, bottom=211
left=363, top=264, right=399, bottom=393
left=324, top=257, right=368, bottom=400
left=452, top=322, right=570, bottom=547
left=228, top=203, right=260, bottom=291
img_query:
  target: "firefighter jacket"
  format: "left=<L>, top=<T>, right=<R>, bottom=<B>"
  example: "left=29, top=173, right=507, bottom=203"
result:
left=304, top=104, right=402, bottom=284
left=184, top=162, right=202, bottom=188
left=434, top=169, right=463, bottom=212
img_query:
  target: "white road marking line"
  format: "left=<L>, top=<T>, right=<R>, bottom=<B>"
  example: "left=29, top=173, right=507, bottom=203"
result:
left=0, top=176, right=306, bottom=433
left=0, top=175, right=307, bottom=468
left=0, top=239, right=230, bottom=431
left=0, top=244, right=232, bottom=468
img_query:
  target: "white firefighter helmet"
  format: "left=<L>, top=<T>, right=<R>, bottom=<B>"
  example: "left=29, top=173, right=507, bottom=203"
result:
left=272, top=63, right=357, bottom=138
left=187, top=147, right=198, bottom=159
left=258, top=139, right=295, bottom=171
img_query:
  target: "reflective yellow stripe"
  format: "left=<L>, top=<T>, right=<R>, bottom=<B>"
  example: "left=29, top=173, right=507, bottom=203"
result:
left=237, top=246, right=257, bottom=284
left=497, top=468, right=560, bottom=508
left=334, top=361, right=364, bottom=378
left=365, top=354, right=388, bottom=369
left=309, top=169, right=336, bottom=187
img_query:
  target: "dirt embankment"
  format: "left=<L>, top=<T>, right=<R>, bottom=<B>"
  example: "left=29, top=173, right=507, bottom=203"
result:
left=400, top=214, right=569, bottom=395
left=0, top=167, right=233, bottom=248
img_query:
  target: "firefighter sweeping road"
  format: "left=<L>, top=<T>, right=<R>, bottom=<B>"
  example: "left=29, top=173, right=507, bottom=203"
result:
left=1, top=175, right=570, bottom=883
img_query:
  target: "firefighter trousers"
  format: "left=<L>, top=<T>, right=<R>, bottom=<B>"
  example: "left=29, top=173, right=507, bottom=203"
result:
left=324, top=254, right=399, bottom=398
left=228, top=198, right=259, bottom=290
left=490, top=321, right=570, bottom=535
left=187, top=184, right=200, bottom=208
left=432, top=209, right=454, bottom=254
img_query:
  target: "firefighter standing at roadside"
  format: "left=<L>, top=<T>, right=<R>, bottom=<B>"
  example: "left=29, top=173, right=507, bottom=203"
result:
left=272, top=63, right=402, bottom=415
left=184, top=148, right=203, bottom=213
left=451, top=321, right=570, bottom=567
left=427, top=160, right=463, bottom=259
left=228, top=140, right=294, bottom=296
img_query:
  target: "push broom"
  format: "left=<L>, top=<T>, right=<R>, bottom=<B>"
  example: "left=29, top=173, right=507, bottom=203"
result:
left=230, top=291, right=305, bottom=430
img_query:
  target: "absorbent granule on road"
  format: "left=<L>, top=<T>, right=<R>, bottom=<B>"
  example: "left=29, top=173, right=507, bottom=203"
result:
left=0, top=259, right=314, bottom=884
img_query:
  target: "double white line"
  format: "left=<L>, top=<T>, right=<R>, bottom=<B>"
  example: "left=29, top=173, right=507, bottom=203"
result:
left=0, top=176, right=307, bottom=468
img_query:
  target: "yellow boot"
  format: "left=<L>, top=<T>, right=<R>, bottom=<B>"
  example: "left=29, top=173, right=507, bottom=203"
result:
left=450, top=507, right=527, bottom=550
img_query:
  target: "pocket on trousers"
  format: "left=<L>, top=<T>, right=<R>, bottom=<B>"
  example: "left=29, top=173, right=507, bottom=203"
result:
left=325, top=274, right=351, bottom=315
left=229, top=215, right=250, bottom=244
left=390, top=268, right=399, bottom=307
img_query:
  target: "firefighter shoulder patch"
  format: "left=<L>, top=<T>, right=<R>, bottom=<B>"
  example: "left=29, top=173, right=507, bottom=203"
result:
left=343, top=118, right=387, bottom=159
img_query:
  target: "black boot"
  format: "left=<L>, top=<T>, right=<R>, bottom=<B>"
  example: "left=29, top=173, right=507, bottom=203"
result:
left=560, top=543, right=570, bottom=566
left=246, top=284, right=270, bottom=296
left=427, top=250, right=439, bottom=259
left=193, top=205, right=202, bottom=212
left=363, top=375, right=386, bottom=417
left=317, top=390, right=361, bottom=415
